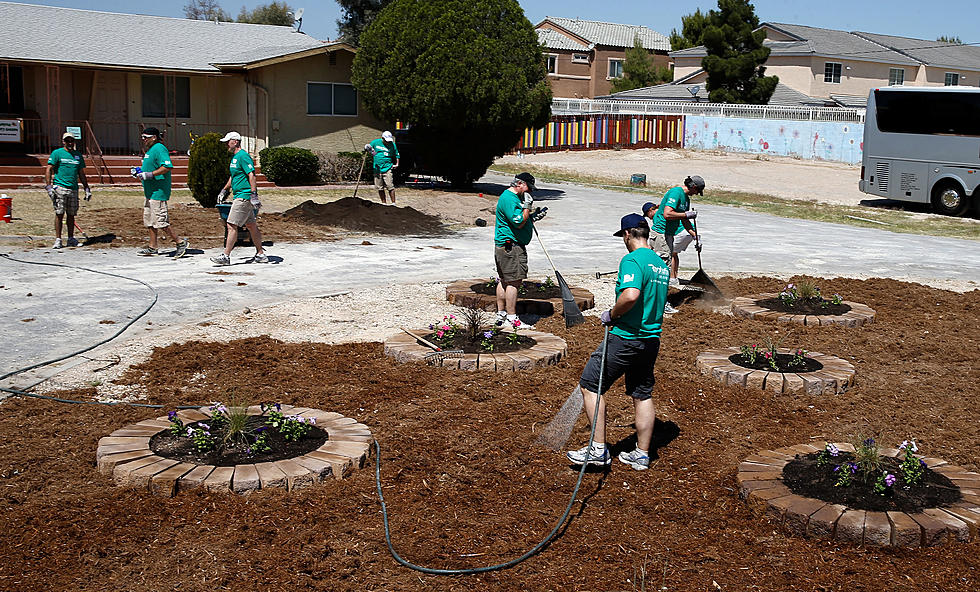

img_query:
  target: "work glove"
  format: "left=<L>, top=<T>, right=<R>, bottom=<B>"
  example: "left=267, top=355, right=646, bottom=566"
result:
left=216, top=188, right=229, bottom=203
left=522, top=194, right=533, bottom=210
left=363, top=143, right=374, bottom=154
left=600, top=309, right=614, bottom=326
left=694, top=234, right=703, bottom=252
left=531, top=206, right=548, bottom=222
left=136, top=171, right=154, bottom=181
left=45, top=184, right=54, bottom=198
left=250, top=196, right=261, bottom=213
left=129, top=166, right=142, bottom=178
left=84, top=188, right=92, bottom=201
left=685, top=210, right=698, bottom=219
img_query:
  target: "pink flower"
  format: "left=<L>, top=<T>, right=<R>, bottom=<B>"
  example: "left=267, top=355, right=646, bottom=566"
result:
left=764, top=352, right=772, bottom=358
left=441, top=325, right=449, bottom=331
left=436, top=330, right=444, bottom=338
left=512, top=319, right=521, bottom=327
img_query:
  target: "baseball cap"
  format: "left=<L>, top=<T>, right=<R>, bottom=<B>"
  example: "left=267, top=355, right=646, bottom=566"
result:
left=381, top=130, right=394, bottom=142
left=614, top=213, right=649, bottom=236
left=515, top=172, right=536, bottom=192
left=62, top=132, right=75, bottom=141
left=220, top=131, right=242, bottom=142
left=141, top=127, right=161, bottom=138
left=686, top=175, right=706, bottom=195
left=642, top=201, right=656, bottom=214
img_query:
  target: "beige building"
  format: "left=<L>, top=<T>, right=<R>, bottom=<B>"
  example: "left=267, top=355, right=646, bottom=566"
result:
left=536, top=17, right=671, bottom=99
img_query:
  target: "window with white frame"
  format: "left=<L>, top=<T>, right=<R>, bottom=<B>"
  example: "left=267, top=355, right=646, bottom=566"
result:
left=608, top=58, right=623, bottom=79
left=888, top=68, right=905, bottom=86
left=945, top=72, right=959, bottom=86
left=307, top=82, right=357, bottom=116
left=546, top=55, right=557, bottom=74
left=824, top=62, right=842, bottom=84
left=572, top=53, right=589, bottom=64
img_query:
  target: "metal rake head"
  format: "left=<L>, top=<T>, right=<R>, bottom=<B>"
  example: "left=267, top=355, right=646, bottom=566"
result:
left=423, top=350, right=466, bottom=366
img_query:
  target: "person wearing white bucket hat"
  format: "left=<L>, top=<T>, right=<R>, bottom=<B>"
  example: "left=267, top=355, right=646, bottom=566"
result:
left=363, top=130, right=400, bottom=204
left=211, top=131, right=267, bottom=265
left=45, top=131, right=91, bottom=248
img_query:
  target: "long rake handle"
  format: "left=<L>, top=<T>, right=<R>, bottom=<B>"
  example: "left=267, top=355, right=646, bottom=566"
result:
left=692, top=218, right=703, bottom=271
left=533, top=227, right=560, bottom=276
left=353, top=153, right=367, bottom=199
left=401, top=327, right=441, bottom=352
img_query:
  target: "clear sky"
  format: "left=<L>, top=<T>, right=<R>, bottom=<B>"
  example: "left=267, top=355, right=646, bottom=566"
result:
left=11, top=0, right=976, bottom=44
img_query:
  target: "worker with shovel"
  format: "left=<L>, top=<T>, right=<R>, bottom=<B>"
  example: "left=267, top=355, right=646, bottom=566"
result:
left=133, top=127, right=189, bottom=258
left=45, top=132, right=91, bottom=249
left=364, top=130, right=400, bottom=204
left=567, top=214, right=669, bottom=471
left=211, top=131, right=267, bottom=265
left=647, top=176, right=704, bottom=308
left=493, top=172, right=546, bottom=329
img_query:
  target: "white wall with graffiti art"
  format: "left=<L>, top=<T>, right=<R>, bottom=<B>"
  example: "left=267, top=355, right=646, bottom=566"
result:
left=684, top=116, right=864, bottom=164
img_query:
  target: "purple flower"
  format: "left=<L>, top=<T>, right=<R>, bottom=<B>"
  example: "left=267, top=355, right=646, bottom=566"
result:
left=848, top=462, right=858, bottom=473
left=884, top=474, right=896, bottom=487
left=186, top=427, right=194, bottom=437
left=428, top=324, right=434, bottom=330
left=255, top=426, right=268, bottom=433
left=863, top=438, right=875, bottom=447
left=827, top=444, right=839, bottom=457
left=483, top=331, right=494, bottom=339
left=274, top=403, right=281, bottom=411
left=168, top=411, right=177, bottom=420
left=308, top=418, right=316, bottom=425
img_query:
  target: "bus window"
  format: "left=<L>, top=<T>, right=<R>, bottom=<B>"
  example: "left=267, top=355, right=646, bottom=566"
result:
left=875, top=90, right=980, bottom=136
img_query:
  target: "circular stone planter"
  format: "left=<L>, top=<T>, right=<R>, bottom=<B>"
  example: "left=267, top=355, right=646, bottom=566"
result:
left=384, top=329, right=566, bottom=371
left=737, top=443, right=980, bottom=547
left=731, top=293, right=876, bottom=327
left=696, top=347, right=855, bottom=395
left=445, top=278, right=595, bottom=316
left=96, top=405, right=373, bottom=497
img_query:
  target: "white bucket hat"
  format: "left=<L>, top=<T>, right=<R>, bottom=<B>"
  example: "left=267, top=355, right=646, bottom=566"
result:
left=220, top=131, right=242, bottom=142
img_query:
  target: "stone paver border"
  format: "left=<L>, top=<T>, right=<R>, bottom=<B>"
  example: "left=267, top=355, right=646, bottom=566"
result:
left=738, top=443, right=980, bottom=547
left=97, top=405, right=373, bottom=497
left=445, top=278, right=595, bottom=316
left=696, top=347, right=855, bottom=395
left=731, top=293, right=876, bottom=327
left=384, top=329, right=567, bottom=370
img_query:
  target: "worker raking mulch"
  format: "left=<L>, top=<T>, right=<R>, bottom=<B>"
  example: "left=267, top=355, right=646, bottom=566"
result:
left=282, top=196, right=446, bottom=235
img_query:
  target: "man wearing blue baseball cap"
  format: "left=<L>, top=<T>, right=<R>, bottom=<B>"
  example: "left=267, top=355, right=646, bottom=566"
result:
left=566, top=213, right=670, bottom=471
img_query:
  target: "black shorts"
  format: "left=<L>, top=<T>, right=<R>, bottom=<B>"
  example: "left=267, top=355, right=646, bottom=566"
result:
left=579, top=333, right=660, bottom=400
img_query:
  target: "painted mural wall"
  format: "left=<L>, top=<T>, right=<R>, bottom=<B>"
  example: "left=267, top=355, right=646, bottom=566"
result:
left=684, top=116, right=864, bottom=164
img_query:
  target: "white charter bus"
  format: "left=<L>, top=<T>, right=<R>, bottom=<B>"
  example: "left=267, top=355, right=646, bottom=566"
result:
left=859, top=86, right=980, bottom=216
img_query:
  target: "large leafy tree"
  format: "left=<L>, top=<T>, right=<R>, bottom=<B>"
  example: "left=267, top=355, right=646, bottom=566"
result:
left=183, top=0, right=231, bottom=21
left=352, top=0, right=551, bottom=187
left=669, top=9, right=709, bottom=51
left=701, top=0, right=777, bottom=104
left=336, top=0, right=393, bottom=46
left=611, top=37, right=673, bottom=92
left=236, top=1, right=294, bottom=26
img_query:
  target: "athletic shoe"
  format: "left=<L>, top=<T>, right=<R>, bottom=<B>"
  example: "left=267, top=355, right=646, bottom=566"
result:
left=210, top=253, right=231, bottom=266
left=137, top=247, right=158, bottom=256
left=494, top=311, right=508, bottom=327
left=668, top=277, right=680, bottom=288
left=52, top=238, right=63, bottom=249
left=252, top=252, right=269, bottom=263
left=664, top=302, right=679, bottom=314
left=174, top=238, right=189, bottom=259
left=618, top=448, right=650, bottom=471
left=66, top=237, right=80, bottom=247
left=566, top=445, right=611, bottom=467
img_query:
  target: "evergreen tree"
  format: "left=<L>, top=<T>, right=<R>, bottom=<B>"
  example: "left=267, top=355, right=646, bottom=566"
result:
left=701, top=0, right=777, bottom=104
left=183, top=0, right=231, bottom=21
left=669, top=9, right=709, bottom=51
left=937, top=35, right=963, bottom=44
left=352, top=0, right=551, bottom=188
left=611, top=36, right=673, bottom=92
left=336, top=0, right=393, bottom=45
left=236, top=1, right=294, bottom=26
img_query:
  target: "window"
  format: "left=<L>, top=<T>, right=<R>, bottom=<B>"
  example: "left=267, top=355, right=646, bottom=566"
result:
left=307, top=82, right=358, bottom=116
left=824, top=62, right=842, bottom=84
left=608, top=59, right=623, bottom=79
left=0, top=65, right=24, bottom=113
left=888, top=68, right=904, bottom=86
left=141, top=75, right=190, bottom=118
left=874, top=89, right=980, bottom=136
left=546, top=55, right=557, bottom=74
left=572, top=53, right=589, bottom=64
left=945, top=72, right=959, bottom=86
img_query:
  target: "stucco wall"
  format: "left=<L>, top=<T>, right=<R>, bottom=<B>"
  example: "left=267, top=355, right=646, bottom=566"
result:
left=684, top=115, right=864, bottom=164
left=806, top=57, right=914, bottom=98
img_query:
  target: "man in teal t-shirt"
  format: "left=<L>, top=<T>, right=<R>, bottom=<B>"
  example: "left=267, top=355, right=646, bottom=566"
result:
left=567, top=213, right=670, bottom=472
left=133, top=127, right=188, bottom=257
left=493, top=172, right=539, bottom=329
left=211, top=131, right=267, bottom=266
left=44, top=132, right=91, bottom=249
left=364, top=130, right=400, bottom=204
left=649, top=175, right=704, bottom=287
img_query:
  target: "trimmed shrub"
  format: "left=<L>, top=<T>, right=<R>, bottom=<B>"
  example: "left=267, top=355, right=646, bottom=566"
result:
left=187, top=133, right=232, bottom=208
left=317, top=151, right=371, bottom=183
left=258, top=146, right=318, bottom=186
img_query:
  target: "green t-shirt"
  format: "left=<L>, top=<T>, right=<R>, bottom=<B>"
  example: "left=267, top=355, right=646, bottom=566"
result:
left=610, top=247, right=670, bottom=340
left=141, top=141, right=173, bottom=201
left=369, top=138, right=399, bottom=173
left=494, top=188, right=533, bottom=246
left=229, top=149, right=256, bottom=198
left=651, top=186, right=689, bottom=236
left=47, top=148, right=85, bottom=189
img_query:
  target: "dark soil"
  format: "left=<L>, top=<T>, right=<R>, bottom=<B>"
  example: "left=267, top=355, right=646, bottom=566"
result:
left=3, top=276, right=980, bottom=591
left=149, top=417, right=328, bottom=467
left=782, top=452, right=961, bottom=512
left=424, top=330, right=537, bottom=354
left=728, top=352, right=824, bottom=373
left=471, top=280, right=562, bottom=300
left=756, top=296, right=852, bottom=316
left=283, top=197, right=446, bottom=236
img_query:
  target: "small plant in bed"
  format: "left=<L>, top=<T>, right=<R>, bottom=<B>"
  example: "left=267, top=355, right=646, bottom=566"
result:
left=473, top=276, right=561, bottom=299
left=783, top=438, right=960, bottom=512
left=756, top=279, right=851, bottom=315
left=729, top=334, right=823, bottom=372
left=426, top=307, right=536, bottom=354
left=151, top=399, right=326, bottom=466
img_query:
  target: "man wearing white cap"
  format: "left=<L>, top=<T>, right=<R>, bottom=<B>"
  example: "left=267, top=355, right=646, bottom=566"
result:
left=45, top=132, right=91, bottom=248
left=211, top=131, right=266, bottom=265
left=364, top=130, right=400, bottom=204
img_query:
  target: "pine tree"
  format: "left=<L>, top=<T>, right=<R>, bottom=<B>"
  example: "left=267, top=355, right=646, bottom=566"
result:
left=611, top=36, right=673, bottom=93
left=701, top=0, right=778, bottom=104
left=669, top=9, right=709, bottom=51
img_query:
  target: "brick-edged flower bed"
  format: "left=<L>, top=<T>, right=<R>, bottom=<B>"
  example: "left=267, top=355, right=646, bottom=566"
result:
left=97, top=405, right=372, bottom=497
left=732, top=293, right=876, bottom=327
left=696, top=347, right=855, bottom=395
left=384, top=329, right=566, bottom=370
left=738, top=443, right=980, bottom=547
left=445, top=278, right=594, bottom=316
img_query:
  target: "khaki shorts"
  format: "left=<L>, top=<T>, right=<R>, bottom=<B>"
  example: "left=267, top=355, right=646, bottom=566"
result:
left=227, top=198, right=256, bottom=227
left=374, top=170, right=395, bottom=190
left=650, top=233, right=673, bottom=263
left=51, top=185, right=79, bottom=216
left=143, top=198, right=170, bottom=229
left=494, top=243, right=528, bottom=283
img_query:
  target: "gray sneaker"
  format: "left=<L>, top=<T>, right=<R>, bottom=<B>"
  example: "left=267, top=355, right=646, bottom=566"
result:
left=52, top=238, right=63, bottom=249
left=137, top=246, right=158, bottom=256
left=566, top=445, right=611, bottom=467
left=664, top=302, right=679, bottom=314
left=174, top=238, right=189, bottom=258
left=210, top=253, right=231, bottom=266
left=618, top=448, right=650, bottom=471
left=252, top=252, right=269, bottom=263
left=66, top=237, right=80, bottom=247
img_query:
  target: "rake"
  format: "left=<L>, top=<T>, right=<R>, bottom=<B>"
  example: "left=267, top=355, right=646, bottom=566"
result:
left=400, top=327, right=464, bottom=366
left=533, top=228, right=585, bottom=328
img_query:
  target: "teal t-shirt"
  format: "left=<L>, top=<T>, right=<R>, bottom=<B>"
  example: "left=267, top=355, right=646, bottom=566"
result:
left=610, top=247, right=670, bottom=339
left=494, top=188, right=533, bottom=246
left=141, top=142, right=173, bottom=201
left=229, top=149, right=256, bottom=198
left=651, top=186, right=689, bottom=236
left=369, top=138, right=399, bottom=173
left=47, top=148, right=85, bottom=189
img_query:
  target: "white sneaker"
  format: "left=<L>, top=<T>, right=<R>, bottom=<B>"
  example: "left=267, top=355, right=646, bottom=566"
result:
left=566, top=445, right=611, bottom=467
left=210, top=253, right=231, bottom=266
left=618, top=448, right=650, bottom=471
left=668, top=277, right=680, bottom=288
left=664, top=302, right=679, bottom=314
left=52, top=238, right=63, bottom=249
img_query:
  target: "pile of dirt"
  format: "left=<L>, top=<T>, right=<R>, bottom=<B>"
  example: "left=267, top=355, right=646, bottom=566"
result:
left=282, top=197, right=446, bottom=235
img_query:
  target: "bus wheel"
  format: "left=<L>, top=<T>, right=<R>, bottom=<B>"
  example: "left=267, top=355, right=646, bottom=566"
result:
left=931, top=181, right=970, bottom=216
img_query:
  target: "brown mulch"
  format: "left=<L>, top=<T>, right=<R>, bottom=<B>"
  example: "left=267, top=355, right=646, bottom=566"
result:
left=2, top=277, right=980, bottom=591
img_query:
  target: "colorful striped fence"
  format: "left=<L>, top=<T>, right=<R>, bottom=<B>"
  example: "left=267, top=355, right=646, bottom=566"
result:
left=514, top=114, right=684, bottom=153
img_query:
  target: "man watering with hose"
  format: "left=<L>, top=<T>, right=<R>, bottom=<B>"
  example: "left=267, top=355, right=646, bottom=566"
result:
left=567, top=214, right=669, bottom=471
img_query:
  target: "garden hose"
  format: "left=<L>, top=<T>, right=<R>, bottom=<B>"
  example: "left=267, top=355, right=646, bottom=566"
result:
left=374, top=326, right=611, bottom=575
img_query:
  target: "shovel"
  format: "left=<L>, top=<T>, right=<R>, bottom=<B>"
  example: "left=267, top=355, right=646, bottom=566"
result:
left=533, top=227, right=585, bottom=328
left=686, top=219, right=723, bottom=299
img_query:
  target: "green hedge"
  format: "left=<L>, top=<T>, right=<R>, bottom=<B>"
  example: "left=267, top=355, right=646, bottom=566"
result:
left=258, top=146, right=318, bottom=185
left=187, top=133, right=232, bottom=208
